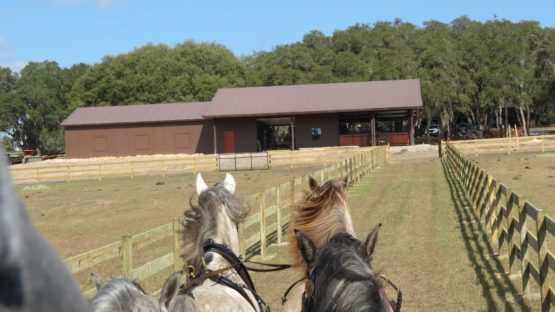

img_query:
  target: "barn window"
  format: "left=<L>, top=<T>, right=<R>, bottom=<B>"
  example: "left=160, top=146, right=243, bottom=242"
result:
left=311, top=128, right=322, bottom=141
left=135, top=135, right=150, bottom=150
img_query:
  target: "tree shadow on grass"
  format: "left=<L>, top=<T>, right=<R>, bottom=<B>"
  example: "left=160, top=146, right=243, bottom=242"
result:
left=442, top=161, right=532, bottom=312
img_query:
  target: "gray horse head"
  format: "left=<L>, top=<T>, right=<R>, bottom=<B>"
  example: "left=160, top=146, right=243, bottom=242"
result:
left=90, top=272, right=187, bottom=312
left=0, top=147, right=88, bottom=311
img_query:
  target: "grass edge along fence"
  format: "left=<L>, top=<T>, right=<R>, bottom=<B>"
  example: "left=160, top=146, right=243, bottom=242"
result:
left=64, top=145, right=389, bottom=299
left=443, top=143, right=555, bottom=311
left=442, top=134, right=555, bottom=156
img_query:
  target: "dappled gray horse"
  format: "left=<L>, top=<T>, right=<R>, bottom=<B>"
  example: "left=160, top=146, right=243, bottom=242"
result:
left=90, top=272, right=187, bottom=312
left=0, top=147, right=88, bottom=311
left=295, top=224, right=392, bottom=312
left=163, top=173, right=266, bottom=311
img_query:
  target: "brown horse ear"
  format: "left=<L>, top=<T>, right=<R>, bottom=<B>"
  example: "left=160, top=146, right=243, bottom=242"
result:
left=308, top=176, right=319, bottom=192
left=295, top=229, right=316, bottom=270
left=159, top=271, right=181, bottom=308
left=91, top=272, right=104, bottom=290
left=361, top=223, right=382, bottom=263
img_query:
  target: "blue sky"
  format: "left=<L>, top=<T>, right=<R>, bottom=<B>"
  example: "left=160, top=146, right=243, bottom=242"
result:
left=1, top=0, right=554, bottom=71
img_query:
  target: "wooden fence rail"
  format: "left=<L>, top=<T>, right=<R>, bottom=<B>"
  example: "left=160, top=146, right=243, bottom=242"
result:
left=442, top=134, right=555, bottom=156
left=12, top=146, right=373, bottom=184
left=443, top=143, right=555, bottom=311
left=64, top=145, right=389, bottom=298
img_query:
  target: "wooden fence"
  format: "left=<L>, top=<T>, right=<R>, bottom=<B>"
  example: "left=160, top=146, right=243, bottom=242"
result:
left=64, top=145, right=389, bottom=298
left=11, top=146, right=373, bottom=184
left=443, top=143, right=555, bottom=311
left=442, top=134, right=555, bottom=156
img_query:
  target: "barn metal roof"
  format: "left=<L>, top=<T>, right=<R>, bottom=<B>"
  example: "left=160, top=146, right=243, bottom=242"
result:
left=203, top=79, right=422, bottom=118
left=61, top=102, right=208, bottom=127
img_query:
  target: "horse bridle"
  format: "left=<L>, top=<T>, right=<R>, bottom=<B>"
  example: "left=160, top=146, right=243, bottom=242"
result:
left=298, top=234, right=403, bottom=312
left=180, top=239, right=269, bottom=312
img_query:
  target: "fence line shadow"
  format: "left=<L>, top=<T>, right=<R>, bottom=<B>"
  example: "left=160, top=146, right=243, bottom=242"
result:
left=442, top=160, right=532, bottom=312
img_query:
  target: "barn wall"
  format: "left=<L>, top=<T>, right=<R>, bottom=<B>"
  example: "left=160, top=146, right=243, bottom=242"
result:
left=295, top=114, right=339, bottom=148
left=64, top=121, right=213, bottom=158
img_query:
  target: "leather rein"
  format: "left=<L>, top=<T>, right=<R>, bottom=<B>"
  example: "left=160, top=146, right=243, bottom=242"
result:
left=179, top=239, right=269, bottom=312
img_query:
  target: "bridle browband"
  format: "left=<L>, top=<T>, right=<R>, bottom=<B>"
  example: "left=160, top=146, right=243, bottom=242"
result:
left=180, top=239, right=269, bottom=312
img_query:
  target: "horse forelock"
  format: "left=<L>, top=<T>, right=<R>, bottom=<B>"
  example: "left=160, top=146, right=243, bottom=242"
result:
left=290, top=179, right=353, bottom=269
left=181, top=184, right=248, bottom=269
left=311, top=234, right=384, bottom=312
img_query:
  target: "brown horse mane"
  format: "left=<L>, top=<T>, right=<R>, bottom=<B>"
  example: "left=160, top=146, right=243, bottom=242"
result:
left=290, top=176, right=354, bottom=270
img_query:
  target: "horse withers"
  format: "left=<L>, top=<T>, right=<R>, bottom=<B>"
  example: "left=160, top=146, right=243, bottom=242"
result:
left=294, top=224, right=393, bottom=312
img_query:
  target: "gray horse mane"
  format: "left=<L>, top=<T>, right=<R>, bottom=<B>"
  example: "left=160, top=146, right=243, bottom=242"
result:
left=181, top=183, right=249, bottom=269
left=312, top=233, right=385, bottom=312
left=90, top=278, right=152, bottom=312
left=0, top=147, right=88, bottom=311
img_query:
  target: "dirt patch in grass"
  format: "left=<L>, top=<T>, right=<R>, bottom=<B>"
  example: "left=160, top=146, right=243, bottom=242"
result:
left=472, top=152, right=555, bottom=217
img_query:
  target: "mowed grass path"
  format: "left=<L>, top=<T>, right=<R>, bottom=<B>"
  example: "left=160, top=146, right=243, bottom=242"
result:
left=252, top=159, right=534, bottom=311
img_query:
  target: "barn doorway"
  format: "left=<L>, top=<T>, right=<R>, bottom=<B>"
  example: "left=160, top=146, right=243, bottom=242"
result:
left=223, top=130, right=235, bottom=153
left=256, top=117, right=295, bottom=151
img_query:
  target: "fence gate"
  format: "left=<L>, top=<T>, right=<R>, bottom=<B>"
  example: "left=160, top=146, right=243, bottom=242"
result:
left=218, top=152, right=269, bottom=171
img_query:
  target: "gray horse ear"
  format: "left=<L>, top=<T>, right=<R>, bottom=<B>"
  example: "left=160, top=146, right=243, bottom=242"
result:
left=222, top=173, right=236, bottom=194
left=159, top=271, right=181, bottom=308
left=362, top=223, right=382, bottom=263
left=196, top=173, right=208, bottom=195
left=308, top=176, right=319, bottom=192
left=91, top=273, right=104, bottom=290
left=294, top=229, right=316, bottom=270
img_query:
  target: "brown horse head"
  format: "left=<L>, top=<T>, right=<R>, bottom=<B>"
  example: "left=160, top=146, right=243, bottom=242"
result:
left=289, top=175, right=355, bottom=270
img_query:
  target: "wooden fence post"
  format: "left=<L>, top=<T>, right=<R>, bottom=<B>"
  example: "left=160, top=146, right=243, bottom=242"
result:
left=517, top=197, right=530, bottom=296
left=276, top=186, right=282, bottom=244
left=122, top=235, right=133, bottom=279
left=505, top=188, right=517, bottom=274
left=259, top=192, right=266, bottom=257
left=535, top=209, right=549, bottom=311
left=66, top=165, right=70, bottom=183
left=98, top=164, right=102, bottom=181
left=172, top=219, right=182, bottom=271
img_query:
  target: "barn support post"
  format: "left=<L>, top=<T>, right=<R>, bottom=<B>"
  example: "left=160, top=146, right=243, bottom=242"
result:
left=409, top=109, right=415, bottom=145
left=370, top=112, right=377, bottom=146
left=213, top=123, right=217, bottom=154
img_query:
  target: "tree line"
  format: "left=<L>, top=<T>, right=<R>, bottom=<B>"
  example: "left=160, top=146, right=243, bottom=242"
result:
left=1, top=17, right=555, bottom=154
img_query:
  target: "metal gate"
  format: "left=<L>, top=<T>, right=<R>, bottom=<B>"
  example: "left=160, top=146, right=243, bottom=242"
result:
left=218, top=152, right=269, bottom=171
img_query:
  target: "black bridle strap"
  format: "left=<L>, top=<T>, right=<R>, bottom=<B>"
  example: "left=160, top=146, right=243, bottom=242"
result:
left=245, top=260, right=292, bottom=272
left=203, top=239, right=257, bottom=292
left=208, top=274, right=260, bottom=312
left=281, top=277, right=307, bottom=304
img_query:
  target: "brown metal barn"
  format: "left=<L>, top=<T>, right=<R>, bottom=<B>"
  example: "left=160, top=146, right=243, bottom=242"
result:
left=62, top=79, right=423, bottom=158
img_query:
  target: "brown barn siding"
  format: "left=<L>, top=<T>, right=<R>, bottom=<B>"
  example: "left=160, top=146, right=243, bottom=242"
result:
left=214, top=118, right=257, bottom=153
left=64, top=121, right=213, bottom=158
left=295, top=114, right=339, bottom=149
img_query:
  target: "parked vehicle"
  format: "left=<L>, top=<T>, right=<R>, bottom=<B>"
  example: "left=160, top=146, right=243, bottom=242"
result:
left=424, top=124, right=441, bottom=136
left=455, top=123, right=482, bottom=139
